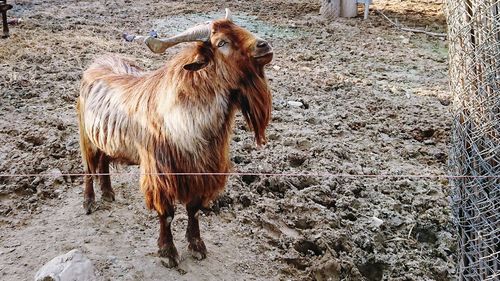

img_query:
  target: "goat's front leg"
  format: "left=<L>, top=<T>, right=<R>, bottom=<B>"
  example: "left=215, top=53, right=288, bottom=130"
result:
left=186, top=197, right=207, bottom=260
left=157, top=205, right=179, bottom=267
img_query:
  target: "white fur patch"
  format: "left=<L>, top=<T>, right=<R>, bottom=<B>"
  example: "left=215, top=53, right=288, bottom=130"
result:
left=83, top=83, right=142, bottom=163
left=159, top=88, right=228, bottom=157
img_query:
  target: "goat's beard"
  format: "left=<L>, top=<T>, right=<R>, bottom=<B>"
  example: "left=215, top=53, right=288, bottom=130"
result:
left=237, top=68, right=272, bottom=146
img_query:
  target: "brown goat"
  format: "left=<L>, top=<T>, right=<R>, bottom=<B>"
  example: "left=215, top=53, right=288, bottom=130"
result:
left=77, top=10, right=272, bottom=267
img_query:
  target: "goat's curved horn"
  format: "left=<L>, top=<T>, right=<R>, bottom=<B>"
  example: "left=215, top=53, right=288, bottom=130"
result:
left=225, top=8, right=232, bottom=21
left=145, top=23, right=212, bottom=54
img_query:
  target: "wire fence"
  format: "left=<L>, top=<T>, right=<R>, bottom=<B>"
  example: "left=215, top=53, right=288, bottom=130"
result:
left=0, top=171, right=500, bottom=179
left=446, top=0, right=500, bottom=280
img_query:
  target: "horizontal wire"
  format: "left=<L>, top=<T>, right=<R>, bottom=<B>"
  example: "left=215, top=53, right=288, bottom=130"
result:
left=0, top=171, right=498, bottom=179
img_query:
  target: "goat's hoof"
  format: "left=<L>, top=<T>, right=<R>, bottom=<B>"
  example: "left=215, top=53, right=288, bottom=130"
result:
left=160, top=256, right=180, bottom=268
left=158, top=245, right=179, bottom=268
left=188, top=239, right=207, bottom=260
left=83, top=198, right=95, bottom=215
left=101, top=191, right=115, bottom=202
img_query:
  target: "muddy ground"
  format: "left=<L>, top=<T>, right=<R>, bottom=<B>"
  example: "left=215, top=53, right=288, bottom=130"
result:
left=0, top=0, right=455, bottom=280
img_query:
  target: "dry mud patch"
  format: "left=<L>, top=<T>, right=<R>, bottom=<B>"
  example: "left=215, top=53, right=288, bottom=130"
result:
left=1, top=1, right=454, bottom=280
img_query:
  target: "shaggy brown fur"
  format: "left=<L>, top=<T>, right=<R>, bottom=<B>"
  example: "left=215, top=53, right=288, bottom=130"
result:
left=77, top=18, right=272, bottom=266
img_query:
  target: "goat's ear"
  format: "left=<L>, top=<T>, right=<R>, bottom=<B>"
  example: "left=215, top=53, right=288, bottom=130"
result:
left=183, top=54, right=208, bottom=71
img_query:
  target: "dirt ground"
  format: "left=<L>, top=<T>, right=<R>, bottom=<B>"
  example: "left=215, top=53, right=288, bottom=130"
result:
left=0, top=0, right=455, bottom=280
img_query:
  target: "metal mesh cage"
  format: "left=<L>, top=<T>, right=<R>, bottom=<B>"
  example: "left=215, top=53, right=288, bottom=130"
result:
left=446, top=0, right=500, bottom=280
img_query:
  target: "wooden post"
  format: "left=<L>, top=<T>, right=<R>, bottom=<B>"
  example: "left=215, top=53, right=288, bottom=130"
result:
left=320, top=0, right=341, bottom=19
left=0, top=0, right=13, bottom=38
left=340, top=0, right=357, bottom=18
left=320, top=0, right=358, bottom=19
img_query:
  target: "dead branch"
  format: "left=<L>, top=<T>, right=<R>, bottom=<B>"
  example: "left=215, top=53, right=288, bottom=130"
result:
left=375, top=8, right=447, bottom=38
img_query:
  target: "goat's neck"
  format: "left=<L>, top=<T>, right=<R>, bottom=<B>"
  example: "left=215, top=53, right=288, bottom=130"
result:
left=155, top=77, right=236, bottom=158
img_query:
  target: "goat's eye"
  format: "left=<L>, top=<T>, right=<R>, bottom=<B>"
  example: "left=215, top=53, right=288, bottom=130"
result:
left=217, top=40, right=227, bottom=47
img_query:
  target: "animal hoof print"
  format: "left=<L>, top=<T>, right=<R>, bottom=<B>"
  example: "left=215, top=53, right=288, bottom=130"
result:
left=83, top=199, right=95, bottom=215
left=101, top=192, right=115, bottom=202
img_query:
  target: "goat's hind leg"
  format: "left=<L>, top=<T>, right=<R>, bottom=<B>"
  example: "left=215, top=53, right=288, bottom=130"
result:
left=186, top=197, right=207, bottom=260
left=98, top=153, right=115, bottom=202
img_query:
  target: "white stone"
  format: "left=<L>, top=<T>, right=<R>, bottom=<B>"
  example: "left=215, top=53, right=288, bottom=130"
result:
left=45, top=168, right=64, bottom=187
left=34, top=249, right=96, bottom=281
left=287, top=101, right=304, bottom=107
left=371, top=216, right=384, bottom=228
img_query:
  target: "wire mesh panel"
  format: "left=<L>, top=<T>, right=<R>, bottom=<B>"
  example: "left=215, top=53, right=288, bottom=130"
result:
left=446, top=0, right=500, bottom=280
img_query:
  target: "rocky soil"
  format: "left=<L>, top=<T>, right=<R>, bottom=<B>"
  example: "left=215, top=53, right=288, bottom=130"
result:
left=1, top=0, right=455, bottom=280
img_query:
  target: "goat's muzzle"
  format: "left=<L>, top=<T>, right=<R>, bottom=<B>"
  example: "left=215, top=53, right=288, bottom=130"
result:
left=252, top=39, right=273, bottom=65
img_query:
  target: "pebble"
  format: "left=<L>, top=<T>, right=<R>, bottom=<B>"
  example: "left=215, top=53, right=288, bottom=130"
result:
left=108, top=255, right=118, bottom=264
left=287, top=101, right=304, bottom=107
left=45, top=168, right=64, bottom=187
left=370, top=216, right=384, bottom=228
left=423, top=139, right=435, bottom=145
left=401, top=36, right=410, bottom=44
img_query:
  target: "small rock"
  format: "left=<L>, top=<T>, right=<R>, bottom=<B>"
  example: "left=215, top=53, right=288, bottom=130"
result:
left=387, top=216, right=404, bottom=228
left=287, top=101, right=303, bottom=107
left=370, top=216, right=384, bottom=228
left=423, top=139, right=435, bottom=145
left=401, top=37, right=410, bottom=44
left=273, top=65, right=281, bottom=71
left=107, top=256, right=117, bottom=264
left=34, top=249, right=96, bottom=281
left=65, top=138, right=79, bottom=151
left=31, top=177, right=43, bottom=187
left=437, top=93, right=451, bottom=106
left=45, top=168, right=64, bottom=187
